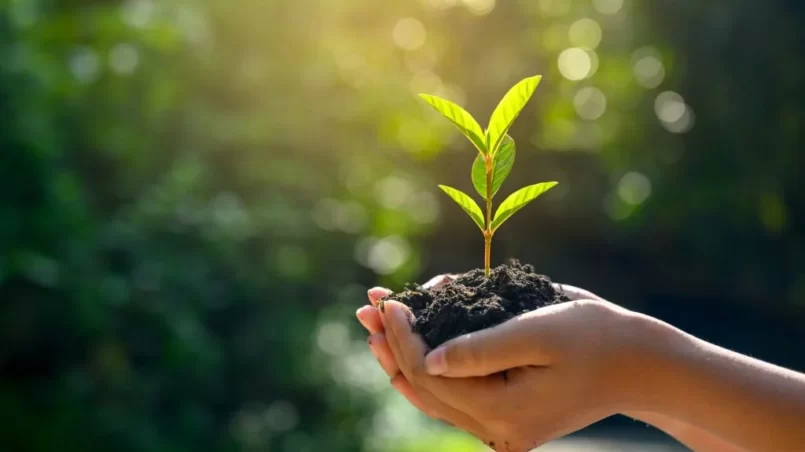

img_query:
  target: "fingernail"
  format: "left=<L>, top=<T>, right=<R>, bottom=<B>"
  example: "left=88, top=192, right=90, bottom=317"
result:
left=368, top=287, right=391, bottom=304
left=355, top=306, right=372, bottom=329
left=356, top=306, right=371, bottom=319
left=389, top=372, right=404, bottom=387
left=424, top=347, right=447, bottom=375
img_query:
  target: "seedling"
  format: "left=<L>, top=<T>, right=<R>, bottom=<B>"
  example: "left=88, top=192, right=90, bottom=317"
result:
left=419, top=75, right=557, bottom=277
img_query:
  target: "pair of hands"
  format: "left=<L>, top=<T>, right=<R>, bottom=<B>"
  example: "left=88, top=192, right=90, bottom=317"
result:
left=355, top=276, right=643, bottom=451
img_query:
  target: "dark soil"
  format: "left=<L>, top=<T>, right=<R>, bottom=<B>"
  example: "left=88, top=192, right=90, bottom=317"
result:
left=383, top=260, right=569, bottom=349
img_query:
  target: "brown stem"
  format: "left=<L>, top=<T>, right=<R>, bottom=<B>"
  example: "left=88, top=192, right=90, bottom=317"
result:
left=484, top=155, right=494, bottom=277
left=484, top=234, right=491, bottom=277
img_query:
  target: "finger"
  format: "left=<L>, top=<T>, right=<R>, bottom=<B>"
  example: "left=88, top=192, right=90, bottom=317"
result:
left=389, top=367, right=491, bottom=443
left=390, top=373, right=434, bottom=416
left=422, top=274, right=459, bottom=289
left=367, top=333, right=445, bottom=422
left=381, top=301, right=424, bottom=384
left=366, top=332, right=444, bottom=424
left=383, top=301, right=485, bottom=410
left=365, top=313, right=492, bottom=443
left=367, top=333, right=400, bottom=377
left=423, top=307, right=560, bottom=377
left=553, top=283, right=604, bottom=302
left=380, top=311, right=486, bottom=433
left=367, top=287, right=391, bottom=306
left=356, top=306, right=384, bottom=334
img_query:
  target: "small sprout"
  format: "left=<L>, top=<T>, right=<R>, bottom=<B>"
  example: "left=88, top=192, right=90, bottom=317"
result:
left=419, top=75, right=557, bottom=277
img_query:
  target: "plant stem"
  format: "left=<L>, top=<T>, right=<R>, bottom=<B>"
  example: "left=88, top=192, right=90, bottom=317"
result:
left=484, top=155, right=494, bottom=277
left=483, top=234, right=491, bottom=277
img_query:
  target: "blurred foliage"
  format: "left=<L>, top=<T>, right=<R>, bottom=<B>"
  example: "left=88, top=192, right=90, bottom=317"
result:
left=1, top=0, right=804, bottom=450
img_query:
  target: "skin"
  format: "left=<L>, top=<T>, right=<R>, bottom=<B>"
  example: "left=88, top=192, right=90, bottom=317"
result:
left=356, top=276, right=805, bottom=451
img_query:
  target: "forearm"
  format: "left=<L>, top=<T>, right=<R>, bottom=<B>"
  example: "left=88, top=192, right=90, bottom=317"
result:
left=624, top=411, right=749, bottom=452
left=635, top=316, right=805, bottom=451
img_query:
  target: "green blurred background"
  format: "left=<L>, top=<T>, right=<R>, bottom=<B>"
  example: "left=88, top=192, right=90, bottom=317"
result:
left=2, top=0, right=804, bottom=450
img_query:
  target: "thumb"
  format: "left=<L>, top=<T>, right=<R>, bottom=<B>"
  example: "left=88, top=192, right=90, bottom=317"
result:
left=423, top=314, right=549, bottom=377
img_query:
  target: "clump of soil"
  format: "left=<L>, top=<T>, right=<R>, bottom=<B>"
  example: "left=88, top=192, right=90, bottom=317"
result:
left=384, top=260, right=569, bottom=349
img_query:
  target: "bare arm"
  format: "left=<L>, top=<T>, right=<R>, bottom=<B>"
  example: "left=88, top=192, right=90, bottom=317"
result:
left=624, top=411, right=750, bottom=452
left=558, top=284, right=789, bottom=451
left=635, top=317, right=805, bottom=451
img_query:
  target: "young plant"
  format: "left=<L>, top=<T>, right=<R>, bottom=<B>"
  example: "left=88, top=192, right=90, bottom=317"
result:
left=419, top=75, right=557, bottom=277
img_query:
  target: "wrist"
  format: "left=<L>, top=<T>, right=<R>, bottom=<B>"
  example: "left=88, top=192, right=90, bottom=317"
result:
left=604, top=308, right=694, bottom=413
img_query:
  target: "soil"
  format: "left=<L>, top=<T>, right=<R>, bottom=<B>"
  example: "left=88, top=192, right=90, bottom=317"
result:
left=383, top=260, right=569, bottom=349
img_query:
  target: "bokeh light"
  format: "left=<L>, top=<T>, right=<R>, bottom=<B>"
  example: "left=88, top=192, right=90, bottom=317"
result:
left=265, top=401, right=299, bottom=433
left=109, top=43, right=140, bottom=75
left=558, top=47, right=593, bottom=80
left=70, top=47, right=101, bottom=83
left=654, top=91, right=686, bottom=123
left=317, top=322, right=351, bottom=356
left=574, top=86, right=608, bottom=120
left=421, top=0, right=459, bottom=10
left=121, top=0, right=154, bottom=29
left=539, top=0, right=572, bottom=17
left=462, top=0, right=496, bottom=15
left=569, top=18, right=603, bottom=49
left=617, top=171, right=653, bottom=205
left=404, top=46, right=440, bottom=74
left=655, top=91, right=695, bottom=133
left=632, top=47, right=666, bottom=88
left=393, top=18, right=427, bottom=51
left=355, top=236, right=412, bottom=275
left=592, top=0, right=625, bottom=15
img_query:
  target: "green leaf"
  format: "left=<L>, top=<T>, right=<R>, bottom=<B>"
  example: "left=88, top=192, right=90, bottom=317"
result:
left=419, top=94, right=487, bottom=154
left=491, top=181, right=557, bottom=232
left=438, top=185, right=486, bottom=231
left=471, top=135, right=516, bottom=198
left=486, top=75, right=542, bottom=156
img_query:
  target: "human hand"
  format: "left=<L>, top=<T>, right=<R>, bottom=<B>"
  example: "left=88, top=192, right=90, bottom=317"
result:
left=356, top=276, right=472, bottom=424
left=358, top=278, right=761, bottom=452
left=357, top=277, right=653, bottom=450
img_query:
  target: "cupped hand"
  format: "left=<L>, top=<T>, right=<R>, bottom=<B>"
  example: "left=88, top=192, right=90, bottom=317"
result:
left=356, top=277, right=648, bottom=451
left=356, top=275, right=494, bottom=440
